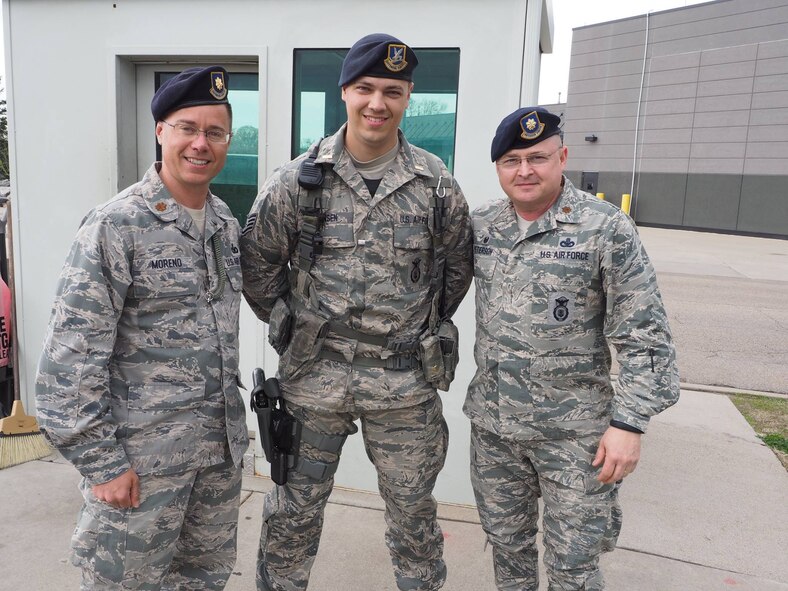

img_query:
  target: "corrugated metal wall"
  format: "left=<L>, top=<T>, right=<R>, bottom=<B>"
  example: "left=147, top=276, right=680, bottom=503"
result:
left=559, top=0, right=788, bottom=237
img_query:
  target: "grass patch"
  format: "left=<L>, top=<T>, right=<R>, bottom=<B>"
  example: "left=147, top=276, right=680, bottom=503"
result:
left=761, top=434, right=788, bottom=454
left=729, top=393, right=788, bottom=470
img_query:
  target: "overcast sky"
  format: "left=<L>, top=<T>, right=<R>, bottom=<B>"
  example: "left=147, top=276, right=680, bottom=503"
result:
left=538, top=0, right=711, bottom=104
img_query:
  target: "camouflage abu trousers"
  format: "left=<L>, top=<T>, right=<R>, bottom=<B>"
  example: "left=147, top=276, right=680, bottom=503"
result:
left=257, top=397, right=449, bottom=591
left=470, top=424, right=622, bottom=591
left=72, top=457, right=242, bottom=590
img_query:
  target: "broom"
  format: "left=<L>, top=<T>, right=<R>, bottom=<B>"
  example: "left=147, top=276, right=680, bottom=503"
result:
left=0, top=193, right=51, bottom=469
left=0, top=400, right=52, bottom=469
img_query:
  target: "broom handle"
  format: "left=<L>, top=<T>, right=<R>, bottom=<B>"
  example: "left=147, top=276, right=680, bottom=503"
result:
left=2, top=197, right=20, bottom=403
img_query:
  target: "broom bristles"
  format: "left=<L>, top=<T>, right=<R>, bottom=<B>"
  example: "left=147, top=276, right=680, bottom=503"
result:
left=0, top=431, right=52, bottom=469
left=0, top=400, right=52, bottom=469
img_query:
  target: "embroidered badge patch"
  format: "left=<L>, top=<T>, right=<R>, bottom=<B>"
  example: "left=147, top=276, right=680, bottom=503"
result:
left=559, top=237, right=577, bottom=248
left=242, top=212, right=258, bottom=236
left=519, top=111, right=546, bottom=140
left=155, top=202, right=168, bottom=212
left=473, top=233, right=494, bottom=255
left=384, top=44, right=408, bottom=72
left=410, top=258, right=422, bottom=283
left=210, top=71, right=227, bottom=100
left=546, top=292, right=574, bottom=325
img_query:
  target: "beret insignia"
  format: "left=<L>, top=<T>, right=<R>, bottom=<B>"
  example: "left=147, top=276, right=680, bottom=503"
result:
left=520, top=111, right=545, bottom=141
left=384, top=44, right=408, bottom=72
left=210, top=71, right=227, bottom=100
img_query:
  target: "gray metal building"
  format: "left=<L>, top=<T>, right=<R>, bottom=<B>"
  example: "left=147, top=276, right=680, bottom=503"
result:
left=556, top=0, right=788, bottom=238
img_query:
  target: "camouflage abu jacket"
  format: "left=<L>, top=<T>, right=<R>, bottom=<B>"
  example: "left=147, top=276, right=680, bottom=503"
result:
left=241, top=125, right=473, bottom=411
left=464, top=177, right=679, bottom=440
left=36, top=164, right=248, bottom=486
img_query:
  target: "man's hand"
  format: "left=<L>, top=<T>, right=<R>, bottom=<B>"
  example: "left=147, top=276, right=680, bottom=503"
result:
left=592, top=426, right=641, bottom=484
left=91, top=469, right=140, bottom=509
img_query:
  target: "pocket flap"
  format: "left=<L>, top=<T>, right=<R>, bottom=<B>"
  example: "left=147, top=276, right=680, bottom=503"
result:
left=530, top=355, right=594, bottom=379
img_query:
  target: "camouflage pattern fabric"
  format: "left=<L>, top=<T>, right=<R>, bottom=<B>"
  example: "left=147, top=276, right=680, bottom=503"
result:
left=464, top=177, right=679, bottom=590
left=471, top=424, right=620, bottom=590
left=257, top=398, right=448, bottom=591
left=464, top=177, right=679, bottom=439
left=73, top=457, right=242, bottom=590
left=240, top=125, right=473, bottom=411
left=35, top=163, right=248, bottom=586
left=241, top=125, right=472, bottom=591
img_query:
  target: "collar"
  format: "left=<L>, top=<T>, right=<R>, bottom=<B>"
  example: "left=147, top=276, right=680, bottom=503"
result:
left=142, top=163, right=235, bottom=227
left=316, top=124, right=431, bottom=178
left=489, top=177, right=583, bottom=242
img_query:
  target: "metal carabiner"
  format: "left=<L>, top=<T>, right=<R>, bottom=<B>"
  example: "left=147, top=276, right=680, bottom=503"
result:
left=435, top=175, right=447, bottom=198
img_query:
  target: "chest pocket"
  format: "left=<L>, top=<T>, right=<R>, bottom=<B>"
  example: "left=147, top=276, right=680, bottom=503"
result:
left=393, top=223, right=432, bottom=292
left=131, top=242, right=199, bottom=300
left=315, top=183, right=355, bottom=251
left=529, top=255, right=593, bottom=340
left=321, top=211, right=355, bottom=249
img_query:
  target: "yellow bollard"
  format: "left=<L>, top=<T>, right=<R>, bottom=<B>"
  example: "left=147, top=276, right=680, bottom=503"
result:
left=596, top=193, right=605, bottom=200
left=621, top=193, right=632, bottom=215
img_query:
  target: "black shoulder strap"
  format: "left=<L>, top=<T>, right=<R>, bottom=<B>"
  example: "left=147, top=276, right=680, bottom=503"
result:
left=295, top=140, right=327, bottom=274
left=423, top=155, right=450, bottom=324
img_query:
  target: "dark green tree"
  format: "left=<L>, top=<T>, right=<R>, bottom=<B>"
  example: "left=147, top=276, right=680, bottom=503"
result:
left=406, top=98, right=447, bottom=117
left=230, top=125, right=258, bottom=155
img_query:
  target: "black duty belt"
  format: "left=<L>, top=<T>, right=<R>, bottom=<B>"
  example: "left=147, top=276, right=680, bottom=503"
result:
left=327, top=321, right=419, bottom=353
left=319, top=349, right=420, bottom=370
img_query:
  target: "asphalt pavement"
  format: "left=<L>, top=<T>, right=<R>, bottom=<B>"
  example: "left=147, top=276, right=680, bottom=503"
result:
left=1, top=226, right=787, bottom=591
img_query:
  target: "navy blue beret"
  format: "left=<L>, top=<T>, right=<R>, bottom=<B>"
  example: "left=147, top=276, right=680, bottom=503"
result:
left=490, top=107, right=562, bottom=162
left=151, top=65, right=230, bottom=121
left=338, top=33, right=418, bottom=87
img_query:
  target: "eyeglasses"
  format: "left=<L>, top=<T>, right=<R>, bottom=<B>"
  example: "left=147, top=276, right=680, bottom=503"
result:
left=496, top=147, right=562, bottom=170
left=161, top=120, right=232, bottom=144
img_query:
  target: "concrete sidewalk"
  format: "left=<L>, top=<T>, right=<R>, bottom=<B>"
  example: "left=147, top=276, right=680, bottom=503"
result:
left=1, top=388, right=786, bottom=591
left=637, top=225, right=788, bottom=282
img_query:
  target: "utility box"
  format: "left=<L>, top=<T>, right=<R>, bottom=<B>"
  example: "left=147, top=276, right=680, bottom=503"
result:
left=580, top=171, right=599, bottom=194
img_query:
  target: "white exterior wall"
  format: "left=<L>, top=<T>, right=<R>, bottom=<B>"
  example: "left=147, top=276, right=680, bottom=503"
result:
left=3, top=0, right=551, bottom=504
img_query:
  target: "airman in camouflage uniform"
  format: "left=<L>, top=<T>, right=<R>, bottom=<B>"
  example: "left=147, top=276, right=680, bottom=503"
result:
left=35, top=66, right=248, bottom=590
left=240, top=34, right=472, bottom=591
left=465, top=107, right=679, bottom=590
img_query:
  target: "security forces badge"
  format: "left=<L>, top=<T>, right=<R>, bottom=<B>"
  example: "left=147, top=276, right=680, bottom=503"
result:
left=210, top=71, right=227, bottom=100
left=520, top=111, right=546, bottom=141
left=384, top=44, right=408, bottom=72
left=547, top=292, right=574, bottom=325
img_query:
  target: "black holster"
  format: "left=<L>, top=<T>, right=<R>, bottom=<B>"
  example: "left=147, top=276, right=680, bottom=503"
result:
left=250, top=368, right=302, bottom=485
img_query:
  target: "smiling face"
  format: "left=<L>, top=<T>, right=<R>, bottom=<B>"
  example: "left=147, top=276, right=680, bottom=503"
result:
left=341, top=76, right=412, bottom=161
left=155, top=104, right=232, bottom=207
left=495, top=136, right=568, bottom=221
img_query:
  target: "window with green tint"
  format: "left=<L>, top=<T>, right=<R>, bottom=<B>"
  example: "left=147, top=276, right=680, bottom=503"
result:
left=155, top=71, right=259, bottom=224
left=292, top=48, right=460, bottom=171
